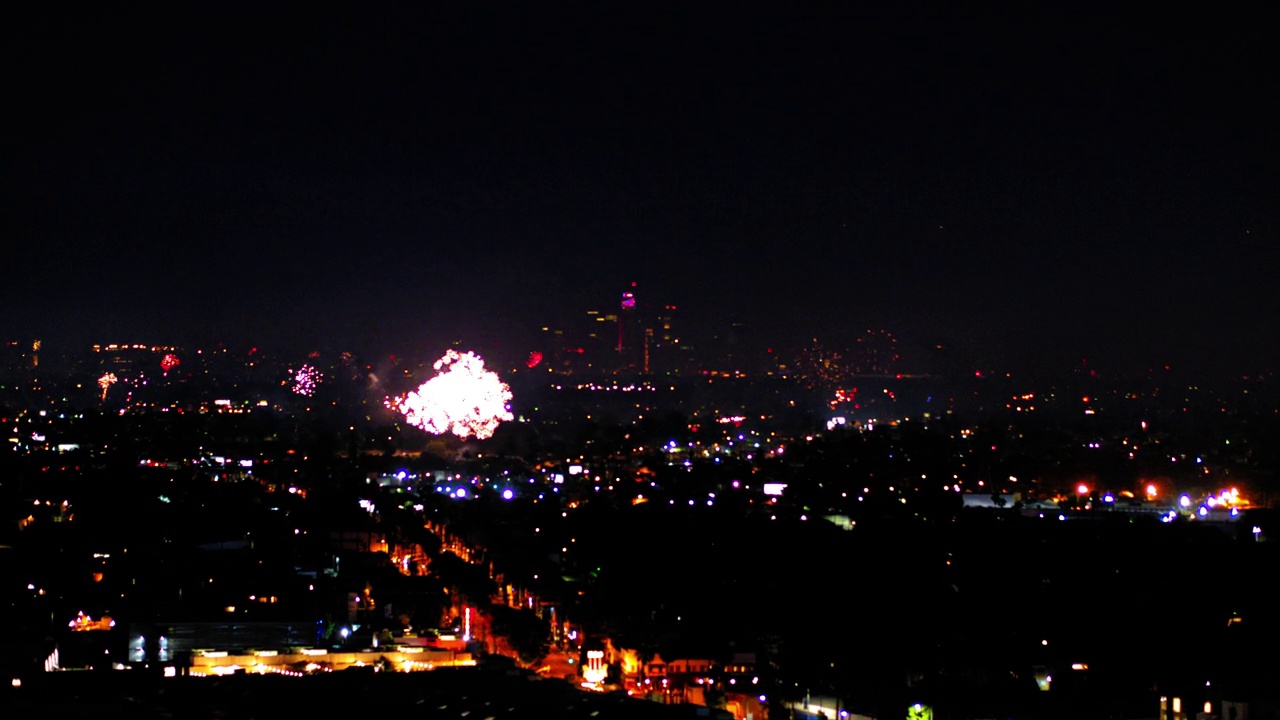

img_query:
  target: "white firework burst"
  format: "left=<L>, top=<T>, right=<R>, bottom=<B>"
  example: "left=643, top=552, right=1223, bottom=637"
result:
left=386, top=350, right=513, bottom=439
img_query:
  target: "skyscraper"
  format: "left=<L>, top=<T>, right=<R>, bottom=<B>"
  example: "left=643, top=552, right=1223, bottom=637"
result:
left=649, top=304, right=689, bottom=376
left=616, top=282, right=645, bottom=373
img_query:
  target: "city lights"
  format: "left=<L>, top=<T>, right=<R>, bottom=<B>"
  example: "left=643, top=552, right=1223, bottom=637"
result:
left=5, top=6, right=1270, bottom=714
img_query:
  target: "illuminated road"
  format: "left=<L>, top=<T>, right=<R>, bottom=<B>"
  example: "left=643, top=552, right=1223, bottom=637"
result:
left=540, top=646, right=579, bottom=682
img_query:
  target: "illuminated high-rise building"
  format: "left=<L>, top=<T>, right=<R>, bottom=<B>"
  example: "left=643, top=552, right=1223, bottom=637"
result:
left=578, top=309, right=619, bottom=374
left=617, top=282, right=647, bottom=373
left=537, top=326, right=569, bottom=373
left=619, top=287, right=635, bottom=356
left=552, top=284, right=688, bottom=375
left=2, top=340, right=33, bottom=376
left=1, top=339, right=46, bottom=388
left=649, top=304, right=689, bottom=376
left=90, top=343, right=183, bottom=380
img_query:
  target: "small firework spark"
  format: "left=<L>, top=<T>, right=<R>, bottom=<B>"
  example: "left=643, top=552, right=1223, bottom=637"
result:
left=829, top=387, right=857, bottom=409
left=526, top=351, right=543, bottom=368
left=386, top=350, right=513, bottom=440
left=160, top=353, right=180, bottom=375
left=98, top=372, right=117, bottom=400
left=293, top=365, right=322, bottom=396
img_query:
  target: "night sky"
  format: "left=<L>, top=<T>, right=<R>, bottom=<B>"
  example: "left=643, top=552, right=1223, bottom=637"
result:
left=4, top=5, right=1275, bottom=371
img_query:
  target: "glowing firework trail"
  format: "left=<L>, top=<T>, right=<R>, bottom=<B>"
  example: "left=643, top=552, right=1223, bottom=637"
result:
left=293, top=365, right=322, bottom=396
left=160, top=353, right=180, bottom=376
left=98, top=372, right=117, bottom=401
left=386, top=350, right=513, bottom=440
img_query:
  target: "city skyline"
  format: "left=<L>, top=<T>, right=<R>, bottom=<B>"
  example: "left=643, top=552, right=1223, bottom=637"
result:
left=4, top=5, right=1275, bottom=373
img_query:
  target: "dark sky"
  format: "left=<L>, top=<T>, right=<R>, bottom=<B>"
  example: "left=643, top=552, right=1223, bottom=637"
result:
left=3, top=4, right=1276, bottom=371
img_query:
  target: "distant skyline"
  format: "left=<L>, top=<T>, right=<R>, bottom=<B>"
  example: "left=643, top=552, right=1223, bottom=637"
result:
left=4, top=5, right=1275, bottom=373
